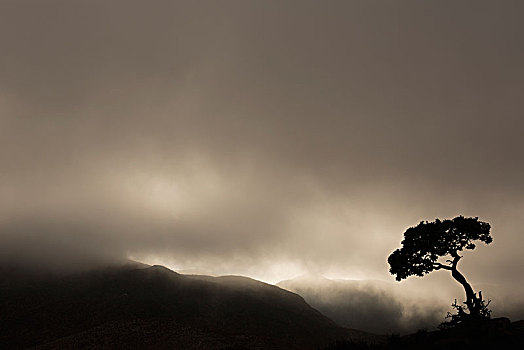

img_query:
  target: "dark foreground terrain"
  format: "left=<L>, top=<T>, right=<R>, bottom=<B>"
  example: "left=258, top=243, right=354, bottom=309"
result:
left=0, top=263, right=373, bottom=349
left=323, top=318, right=524, bottom=350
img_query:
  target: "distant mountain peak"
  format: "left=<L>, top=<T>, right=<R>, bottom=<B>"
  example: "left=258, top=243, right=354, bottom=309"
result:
left=277, top=272, right=331, bottom=287
left=148, top=264, right=176, bottom=273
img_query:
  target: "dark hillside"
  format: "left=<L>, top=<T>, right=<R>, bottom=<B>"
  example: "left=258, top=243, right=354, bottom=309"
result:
left=0, top=264, right=372, bottom=349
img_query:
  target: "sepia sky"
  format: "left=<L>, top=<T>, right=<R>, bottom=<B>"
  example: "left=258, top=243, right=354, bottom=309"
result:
left=1, top=0, right=523, bottom=301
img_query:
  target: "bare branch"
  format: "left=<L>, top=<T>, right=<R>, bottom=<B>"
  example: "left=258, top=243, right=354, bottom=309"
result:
left=433, top=263, right=452, bottom=270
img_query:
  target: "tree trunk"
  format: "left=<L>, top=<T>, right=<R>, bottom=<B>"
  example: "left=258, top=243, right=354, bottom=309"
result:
left=450, top=255, right=480, bottom=317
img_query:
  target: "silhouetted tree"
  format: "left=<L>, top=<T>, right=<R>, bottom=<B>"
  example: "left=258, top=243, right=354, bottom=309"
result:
left=388, top=216, right=492, bottom=322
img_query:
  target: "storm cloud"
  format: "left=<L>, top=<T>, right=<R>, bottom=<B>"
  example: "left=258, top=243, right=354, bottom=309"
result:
left=1, top=0, right=523, bottom=315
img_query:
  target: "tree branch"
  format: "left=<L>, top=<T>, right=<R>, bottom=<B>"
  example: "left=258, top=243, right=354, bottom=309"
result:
left=433, top=262, right=453, bottom=270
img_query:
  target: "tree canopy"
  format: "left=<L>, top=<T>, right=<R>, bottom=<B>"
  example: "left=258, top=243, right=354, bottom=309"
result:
left=388, top=216, right=491, bottom=281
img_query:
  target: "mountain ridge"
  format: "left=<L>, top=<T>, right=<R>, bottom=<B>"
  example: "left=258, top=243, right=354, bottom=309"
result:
left=0, top=262, right=376, bottom=349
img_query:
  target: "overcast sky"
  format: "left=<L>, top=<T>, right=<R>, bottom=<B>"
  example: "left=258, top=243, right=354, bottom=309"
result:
left=1, top=0, right=523, bottom=306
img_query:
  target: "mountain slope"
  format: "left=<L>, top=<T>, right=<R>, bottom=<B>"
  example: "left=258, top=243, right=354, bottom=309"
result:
left=277, top=274, right=442, bottom=334
left=0, top=264, right=373, bottom=349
